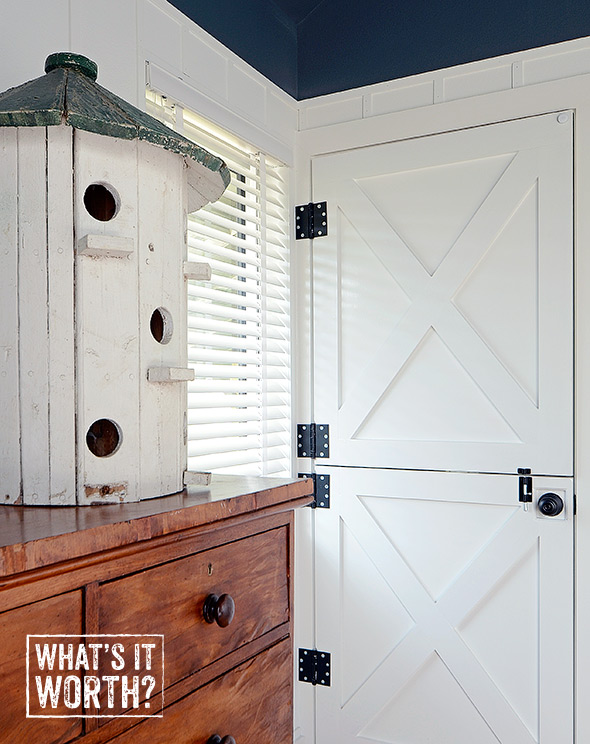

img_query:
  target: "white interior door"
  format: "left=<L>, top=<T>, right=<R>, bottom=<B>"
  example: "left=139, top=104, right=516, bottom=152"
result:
left=310, top=111, right=574, bottom=743
left=312, top=112, right=573, bottom=476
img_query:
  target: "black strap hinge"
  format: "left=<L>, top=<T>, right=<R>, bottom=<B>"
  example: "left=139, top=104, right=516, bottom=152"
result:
left=297, top=423, right=330, bottom=459
left=298, top=648, right=331, bottom=686
left=298, top=473, right=330, bottom=508
left=295, top=202, right=328, bottom=240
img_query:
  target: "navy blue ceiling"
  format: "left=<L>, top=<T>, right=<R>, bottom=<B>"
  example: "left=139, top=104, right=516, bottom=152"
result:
left=272, top=0, right=323, bottom=24
left=168, top=0, right=590, bottom=100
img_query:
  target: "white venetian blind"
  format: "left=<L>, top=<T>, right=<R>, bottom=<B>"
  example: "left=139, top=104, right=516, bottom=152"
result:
left=146, top=91, right=291, bottom=476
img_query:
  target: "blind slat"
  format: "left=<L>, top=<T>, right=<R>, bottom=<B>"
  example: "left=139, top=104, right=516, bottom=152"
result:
left=188, top=222, right=259, bottom=253
left=188, top=377, right=288, bottom=394
left=197, top=209, right=260, bottom=241
left=189, top=331, right=287, bottom=354
left=188, top=433, right=286, bottom=457
left=187, top=286, right=260, bottom=310
left=190, top=363, right=262, bottom=380
left=187, top=315, right=261, bottom=336
left=187, top=393, right=288, bottom=409
left=188, top=302, right=259, bottom=323
left=188, top=408, right=261, bottom=424
left=190, top=348, right=260, bottom=365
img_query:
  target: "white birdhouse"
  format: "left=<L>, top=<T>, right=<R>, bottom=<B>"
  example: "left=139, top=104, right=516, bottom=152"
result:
left=0, top=53, right=229, bottom=505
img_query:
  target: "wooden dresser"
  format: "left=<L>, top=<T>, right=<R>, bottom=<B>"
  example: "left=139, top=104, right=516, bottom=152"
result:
left=0, top=475, right=313, bottom=744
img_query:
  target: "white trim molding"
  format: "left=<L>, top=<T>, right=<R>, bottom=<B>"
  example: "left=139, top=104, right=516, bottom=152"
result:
left=298, top=35, right=590, bottom=132
left=139, top=0, right=298, bottom=165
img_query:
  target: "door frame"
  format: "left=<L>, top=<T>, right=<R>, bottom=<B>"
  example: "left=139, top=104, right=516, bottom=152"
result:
left=294, top=71, right=590, bottom=743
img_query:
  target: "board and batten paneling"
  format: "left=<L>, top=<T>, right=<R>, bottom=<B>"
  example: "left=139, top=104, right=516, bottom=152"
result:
left=299, top=37, right=590, bottom=132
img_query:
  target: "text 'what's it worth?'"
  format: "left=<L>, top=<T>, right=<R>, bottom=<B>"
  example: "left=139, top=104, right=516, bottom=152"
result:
left=26, top=634, right=164, bottom=718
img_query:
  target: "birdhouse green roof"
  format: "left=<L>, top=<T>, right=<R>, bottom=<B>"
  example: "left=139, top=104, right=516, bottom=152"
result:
left=0, top=53, right=230, bottom=210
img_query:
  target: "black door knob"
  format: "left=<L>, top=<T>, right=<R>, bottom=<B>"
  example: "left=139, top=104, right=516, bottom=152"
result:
left=538, top=492, right=564, bottom=517
left=207, top=736, right=236, bottom=744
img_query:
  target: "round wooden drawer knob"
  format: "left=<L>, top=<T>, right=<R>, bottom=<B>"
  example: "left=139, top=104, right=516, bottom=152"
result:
left=207, top=736, right=236, bottom=744
left=203, top=593, right=235, bottom=627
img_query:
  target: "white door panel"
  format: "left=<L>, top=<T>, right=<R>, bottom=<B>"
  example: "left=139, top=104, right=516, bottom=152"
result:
left=314, top=466, right=573, bottom=744
left=312, top=112, right=573, bottom=475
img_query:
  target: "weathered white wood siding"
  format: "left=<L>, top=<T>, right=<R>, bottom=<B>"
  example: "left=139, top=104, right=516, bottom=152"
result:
left=18, top=128, right=50, bottom=506
left=74, top=130, right=141, bottom=504
left=47, top=125, right=76, bottom=505
left=137, top=140, right=186, bottom=499
left=0, top=128, right=20, bottom=504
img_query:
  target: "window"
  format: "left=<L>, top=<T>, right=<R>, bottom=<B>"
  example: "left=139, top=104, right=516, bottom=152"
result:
left=146, top=92, right=291, bottom=476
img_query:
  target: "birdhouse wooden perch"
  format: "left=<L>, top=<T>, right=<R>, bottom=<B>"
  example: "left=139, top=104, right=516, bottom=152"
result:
left=0, top=53, right=229, bottom=505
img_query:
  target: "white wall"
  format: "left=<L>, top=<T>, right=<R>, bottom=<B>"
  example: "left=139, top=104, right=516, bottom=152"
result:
left=0, top=0, right=139, bottom=110
left=0, top=0, right=297, bottom=165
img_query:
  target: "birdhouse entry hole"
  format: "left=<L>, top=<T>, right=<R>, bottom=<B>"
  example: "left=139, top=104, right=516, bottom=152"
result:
left=150, top=307, right=174, bottom=344
left=84, top=183, right=120, bottom=221
left=86, top=419, right=122, bottom=457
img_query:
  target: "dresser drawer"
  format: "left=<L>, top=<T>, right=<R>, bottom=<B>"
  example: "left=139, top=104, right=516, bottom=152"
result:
left=0, top=591, right=83, bottom=744
left=97, top=527, right=289, bottom=692
left=111, top=638, right=292, bottom=744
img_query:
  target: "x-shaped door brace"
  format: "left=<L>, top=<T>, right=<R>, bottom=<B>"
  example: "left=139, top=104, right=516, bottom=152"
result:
left=340, top=494, right=540, bottom=744
left=334, top=148, right=542, bottom=444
